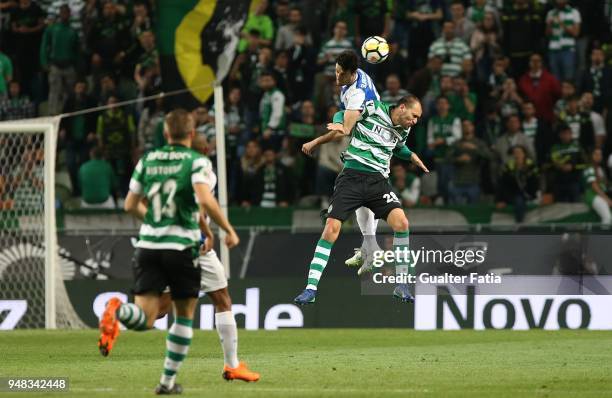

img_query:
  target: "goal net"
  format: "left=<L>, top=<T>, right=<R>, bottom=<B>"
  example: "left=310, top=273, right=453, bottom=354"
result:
left=0, top=117, right=84, bottom=328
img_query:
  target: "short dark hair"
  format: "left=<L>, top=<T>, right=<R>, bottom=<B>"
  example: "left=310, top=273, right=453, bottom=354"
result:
left=397, top=94, right=420, bottom=108
left=165, top=108, right=194, bottom=141
left=336, top=50, right=358, bottom=73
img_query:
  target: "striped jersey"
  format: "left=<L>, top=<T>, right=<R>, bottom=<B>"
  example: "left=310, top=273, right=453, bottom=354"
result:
left=129, top=144, right=216, bottom=252
left=344, top=100, right=409, bottom=177
left=427, top=38, right=472, bottom=77
left=318, top=38, right=354, bottom=76
left=381, top=88, right=409, bottom=104
left=546, top=6, right=581, bottom=51
left=340, top=68, right=380, bottom=111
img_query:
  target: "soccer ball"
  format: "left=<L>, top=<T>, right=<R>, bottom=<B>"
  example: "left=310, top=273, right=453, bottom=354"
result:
left=361, top=36, right=389, bottom=64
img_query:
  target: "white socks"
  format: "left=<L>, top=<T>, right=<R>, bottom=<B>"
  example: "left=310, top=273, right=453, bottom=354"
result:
left=215, top=311, right=239, bottom=368
left=356, top=206, right=378, bottom=236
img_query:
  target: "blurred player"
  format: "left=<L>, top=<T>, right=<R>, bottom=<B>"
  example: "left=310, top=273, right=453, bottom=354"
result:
left=295, top=96, right=427, bottom=305
left=302, top=50, right=382, bottom=275
left=156, top=134, right=259, bottom=383
left=98, top=109, right=240, bottom=394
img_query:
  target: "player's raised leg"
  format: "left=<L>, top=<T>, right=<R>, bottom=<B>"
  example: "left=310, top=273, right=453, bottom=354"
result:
left=294, top=217, right=340, bottom=305
left=386, top=208, right=415, bottom=303
left=295, top=165, right=364, bottom=304
left=98, top=272, right=162, bottom=356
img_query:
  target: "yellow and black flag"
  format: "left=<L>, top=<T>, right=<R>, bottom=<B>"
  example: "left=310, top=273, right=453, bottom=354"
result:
left=156, top=0, right=258, bottom=107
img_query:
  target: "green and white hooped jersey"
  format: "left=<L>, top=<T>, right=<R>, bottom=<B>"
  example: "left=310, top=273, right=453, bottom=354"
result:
left=546, top=6, right=581, bottom=51
left=583, top=166, right=605, bottom=206
left=129, top=144, right=216, bottom=251
left=344, top=100, right=410, bottom=177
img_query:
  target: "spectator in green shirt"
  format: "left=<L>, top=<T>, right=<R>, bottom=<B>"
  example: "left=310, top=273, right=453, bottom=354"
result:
left=238, top=0, right=273, bottom=53
left=583, top=148, right=612, bottom=225
left=96, top=95, right=136, bottom=194
left=549, top=124, right=585, bottom=202
left=78, top=146, right=117, bottom=209
left=448, top=120, right=491, bottom=204
left=40, top=4, right=79, bottom=115
left=447, top=75, right=477, bottom=121
left=496, top=145, right=540, bottom=223
left=427, top=96, right=462, bottom=203
left=0, top=49, right=13, bottom=98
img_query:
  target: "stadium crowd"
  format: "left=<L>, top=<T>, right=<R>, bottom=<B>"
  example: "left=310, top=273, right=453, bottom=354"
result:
left=1, top=0, right=612, bottom=222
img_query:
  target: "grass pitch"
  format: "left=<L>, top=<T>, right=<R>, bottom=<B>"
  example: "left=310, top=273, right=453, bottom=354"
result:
left=1, top=329, right=611, bottom=397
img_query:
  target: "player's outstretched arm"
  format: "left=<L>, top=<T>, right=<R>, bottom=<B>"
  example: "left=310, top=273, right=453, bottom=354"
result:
left=193, top=183, right=239, bottom=248
left=302, top=109, right=351, bottom=156
left=393, top=144, right=429, bottom=173
left=302, top=130, right=344, bottom=156
left=410, top=152, right=430, bottom=173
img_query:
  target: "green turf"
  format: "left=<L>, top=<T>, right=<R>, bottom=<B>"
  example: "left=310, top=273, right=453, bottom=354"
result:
left=0, top=329, right=611, bottom=397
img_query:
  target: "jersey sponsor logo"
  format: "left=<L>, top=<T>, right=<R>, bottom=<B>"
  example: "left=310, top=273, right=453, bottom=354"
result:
left=146, top=151, right=191, bottom=161
left=370, top=124, right=395, bottom=142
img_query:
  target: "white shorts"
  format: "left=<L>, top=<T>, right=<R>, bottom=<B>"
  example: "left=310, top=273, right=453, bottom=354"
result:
left=199, top=249, right=228, bottom=293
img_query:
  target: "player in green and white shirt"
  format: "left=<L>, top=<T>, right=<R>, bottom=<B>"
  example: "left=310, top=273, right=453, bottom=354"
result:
left=153, top=134, right=260, bottom=383
left=583, top=148, right=612, bottom=225
left=98, top=109, right=240, bottom=394
left=545, top=0, right=581, bottom=81
left=295, top=96, right=428, bottom=305
left=342, top=100, right=425, bottom=177
left=129, top=145, right=211, bottom=252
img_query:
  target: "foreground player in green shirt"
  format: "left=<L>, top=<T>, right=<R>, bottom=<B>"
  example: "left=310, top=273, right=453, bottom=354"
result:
left=98, top=109, right=241, bottom=394
left=295, top=96, right=428, bottom=305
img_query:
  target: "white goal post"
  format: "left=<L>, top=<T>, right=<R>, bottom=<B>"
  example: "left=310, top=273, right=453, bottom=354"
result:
left=0, top=117, right=83, bottom=329
left=213, top=84, right=230, bottom=278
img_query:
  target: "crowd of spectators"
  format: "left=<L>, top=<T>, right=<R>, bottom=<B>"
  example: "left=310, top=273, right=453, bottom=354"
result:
left=1, top=0, right=612, bottom=222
